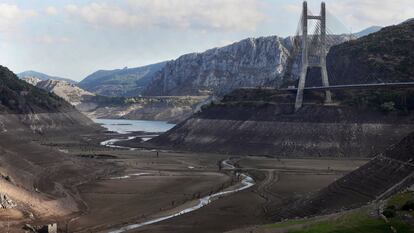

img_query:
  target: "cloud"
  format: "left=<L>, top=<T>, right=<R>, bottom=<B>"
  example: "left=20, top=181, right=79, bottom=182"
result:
left=0, top=4, right=37, bottom=32
left=35, top=35, right=73, bottom=44
left=281, top=0, right=414, bottom=33
left=45, top=6, right=59, bottom=16
left=64, top=0, right=265, bottom=32
left=65, top=3, right=142, bottom=28
left=283, top=4, right=301, bottom=14
left=326, top=0, right=414, bottom=29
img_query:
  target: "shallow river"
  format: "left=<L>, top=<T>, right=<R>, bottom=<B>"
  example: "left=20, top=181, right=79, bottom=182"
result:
left=95, top=119, right=255, bottom=233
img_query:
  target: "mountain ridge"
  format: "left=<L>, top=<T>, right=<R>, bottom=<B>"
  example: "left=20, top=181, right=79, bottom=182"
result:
left=353, top=26, right=382, bottom=38
left=18, top=70, right=77, bottom=84
left=78, top=61, right=167, bottom=97
left=143, top=34, right=350, bottom=97
left=324, top=19, right=414, bottom=86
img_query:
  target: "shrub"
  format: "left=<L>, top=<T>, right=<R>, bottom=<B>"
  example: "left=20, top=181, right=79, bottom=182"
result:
left=380, top=101, right=396, bottom=112
left=383, top=208, right=396, bottom=218
left=401, top=200, right=414, bottom=211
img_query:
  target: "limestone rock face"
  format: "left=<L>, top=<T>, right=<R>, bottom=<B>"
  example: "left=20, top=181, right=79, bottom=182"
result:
left=144, top=36, right=292, bottom=96
left=144, top=34, right=349, bottom=96
left=22, top=77, right=42, bottom=86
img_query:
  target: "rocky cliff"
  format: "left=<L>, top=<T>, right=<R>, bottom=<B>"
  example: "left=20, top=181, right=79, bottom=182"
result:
left=144, top=35, right=349, bottom=97
left=144, top=36, right=292, bottom=96
left=22, top=76, right=42, bottom=86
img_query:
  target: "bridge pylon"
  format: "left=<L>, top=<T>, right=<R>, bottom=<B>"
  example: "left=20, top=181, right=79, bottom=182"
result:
left=295, top=1, right=332, bottom=111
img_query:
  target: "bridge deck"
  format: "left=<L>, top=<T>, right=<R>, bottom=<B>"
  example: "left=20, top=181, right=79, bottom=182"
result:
left=278, top=82, right=414, bottom=92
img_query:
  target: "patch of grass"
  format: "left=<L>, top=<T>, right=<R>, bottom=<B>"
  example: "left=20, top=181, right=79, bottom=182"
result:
left=388, top=191, right=414, bottom=208
left=287, top=211, right=391, bottom=233
left=265, top=219, right=311, bottom=229
left=389, top=218, right=414, bottom=233
left=339, top=89, right=414, bottom=112
left=266, top=209, right=414, bottom=233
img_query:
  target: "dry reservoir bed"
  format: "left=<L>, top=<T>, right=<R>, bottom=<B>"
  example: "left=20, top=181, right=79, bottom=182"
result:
left=66, top=148, right=368, bottom=233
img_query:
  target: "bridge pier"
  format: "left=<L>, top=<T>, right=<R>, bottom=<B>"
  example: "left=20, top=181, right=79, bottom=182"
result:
left=320, top=2, right=332, bottom=104
left=295, top=1, right=309, bottom=111
left=295, top=68, right=308, bottom=111
left=295, top=1, right=332, bottom=111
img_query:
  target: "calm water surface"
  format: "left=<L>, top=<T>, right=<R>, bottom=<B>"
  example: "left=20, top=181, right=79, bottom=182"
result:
left=94, top=119, right=175, bottom=134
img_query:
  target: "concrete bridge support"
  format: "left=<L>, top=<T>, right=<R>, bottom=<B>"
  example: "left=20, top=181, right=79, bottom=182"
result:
left=295, top=1, right=308, bottom=111
left=320, top=2, right=332, bottom=104
left=295, top=1, right=332, bottom=111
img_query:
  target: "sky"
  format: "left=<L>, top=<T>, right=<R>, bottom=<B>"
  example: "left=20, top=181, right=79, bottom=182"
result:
left=0, top=0, right=413, bottom=81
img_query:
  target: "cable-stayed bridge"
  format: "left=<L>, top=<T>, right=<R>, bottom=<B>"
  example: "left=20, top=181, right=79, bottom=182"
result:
left=282, top=82, right=414, bottom=92
left=288, top=1, right=412, bottom=110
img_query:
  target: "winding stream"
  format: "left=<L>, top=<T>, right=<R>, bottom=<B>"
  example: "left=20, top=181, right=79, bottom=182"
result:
left=108, top=172, right=254, bottom=233
left=100, top=136, right=138, bottom=150
left=98, top=120, right=255, bottom=233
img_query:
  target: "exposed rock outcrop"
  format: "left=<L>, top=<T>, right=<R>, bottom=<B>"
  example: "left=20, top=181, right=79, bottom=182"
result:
left=144, top=36, right=292, bottom=96
left=22, top=77, right=42, bottom=86
left=0, top=193, right=17, bottom=209
left=144, top=35, right=349, bottom=97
